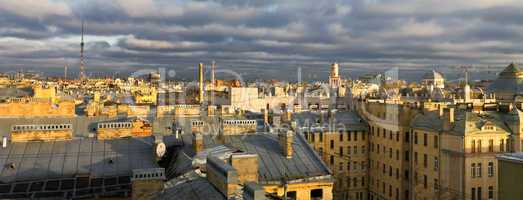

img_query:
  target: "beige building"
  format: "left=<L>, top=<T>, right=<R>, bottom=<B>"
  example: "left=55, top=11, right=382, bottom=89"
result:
left=299, top=111, right=369, bottom=200
left=356, top=100, right=522, bottom=200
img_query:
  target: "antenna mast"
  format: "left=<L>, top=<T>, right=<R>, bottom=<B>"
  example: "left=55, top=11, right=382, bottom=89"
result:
left=79, top=20, right=86, bottom=80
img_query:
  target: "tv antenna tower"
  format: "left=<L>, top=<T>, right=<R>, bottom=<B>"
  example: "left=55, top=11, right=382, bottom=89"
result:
left=79, top=20, right=86, bottom=80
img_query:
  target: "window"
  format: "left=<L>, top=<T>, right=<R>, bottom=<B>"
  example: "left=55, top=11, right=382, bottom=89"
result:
left=389, top=148, right=393, bottom=158
left=423, top=175, right=427, bottom=189
left=488, top=139, right=494, bottom=152
left=330, top=155, right=334, bottom=165
left=478, top=187, right=482, bottom=200
left=434, top=135, right=439, bottom=148
left=339, top=133, right=343, bottom=141
left=354, top=146, right=358, bottom=154
left=478, top=140, right=482, bottom=153
left=471, top=163, right=476, bottom=178
left=348, top=146, right=352, bottom=155
left=339, top=162, right=344, bottom=171
left=362, top=145, right=366, bottom=154
left=472, top=188, right=476, bottom=200
left=396, top=132, right=399, bottom=141
left=471, top=140, right=476, bottom=153
left=311, top=189, right=323, bottom=200
left=434, top=156, right=439, bottom=171
left=500, top=139, right=505, bottom=152
left=423, top=154, right=428, bottom=168
left=423, top=133, right=428, bottom=146
left=405, top=151, right=409, bottom=161
left=287, top=191, right=297, bottom=200
left=414, top=152, right=418, bottom=165
left=339, top=147, right=343, bottom=156
left=330, top=140, right=334, bottom=149
left=414, top=132, right=418, bottom=144
left=434, top=179, right=439, bottom=191
left=348, top=131, right=352, bottom=141
left=354, top=131, right=358, bottom=141
left=396, top=150, right=400, bottom=160
left=405, top=131, right=410, bottom=142
left=488, top=186, right=493, bottom=200
left=477, top=163, right=482, bottom=178
left=488, top=162, right=494, bottom=177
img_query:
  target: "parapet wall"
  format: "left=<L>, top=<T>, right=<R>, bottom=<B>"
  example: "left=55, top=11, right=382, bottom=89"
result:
left=10, top=124, right=73, bottom=142
left=0, top=98, right=75, bottom=117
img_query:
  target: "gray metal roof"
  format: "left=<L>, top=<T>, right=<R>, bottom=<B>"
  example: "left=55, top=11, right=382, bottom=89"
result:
left=497, top=152, right=523, bottom=164
left=0, top=136, right=159, bottom=183
left=203, top=133, right=332, bottom=184
left=157, top=176, right=226, bottom=200
left=294, top=111, right=368, bottom=131
left=410, top=111, right=443, bottom=131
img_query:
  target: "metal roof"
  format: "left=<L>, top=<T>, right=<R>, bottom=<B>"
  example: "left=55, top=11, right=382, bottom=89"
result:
left=203, top=133, right=332, bottom=184
left=0, top=136, right=159, bottom=183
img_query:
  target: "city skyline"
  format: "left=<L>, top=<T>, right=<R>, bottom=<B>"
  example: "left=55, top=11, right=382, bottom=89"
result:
left=0, top=0, right=522, bottom=80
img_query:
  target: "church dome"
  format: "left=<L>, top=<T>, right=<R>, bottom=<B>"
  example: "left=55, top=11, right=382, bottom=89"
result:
left=487, top=63, right=523, bottom=99
left=422, top=70, right=444, bottom=80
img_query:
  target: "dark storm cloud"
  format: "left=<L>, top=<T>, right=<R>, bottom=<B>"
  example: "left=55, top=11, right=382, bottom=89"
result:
left=0, top=0, right=523, bottom=80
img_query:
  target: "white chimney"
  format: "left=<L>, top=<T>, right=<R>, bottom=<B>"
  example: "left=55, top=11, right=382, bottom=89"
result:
left=2, top=136, right=7, bottom=148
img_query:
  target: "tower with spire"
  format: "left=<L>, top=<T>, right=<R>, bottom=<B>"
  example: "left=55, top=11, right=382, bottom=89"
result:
left=79, top=20, right=86, bottom=80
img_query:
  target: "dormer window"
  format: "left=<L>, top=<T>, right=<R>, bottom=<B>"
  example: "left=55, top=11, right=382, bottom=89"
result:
left=483, top=125, right=495, bottom=131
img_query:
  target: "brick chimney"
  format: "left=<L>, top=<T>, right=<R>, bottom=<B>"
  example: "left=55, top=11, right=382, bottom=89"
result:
left=278, top=129, right=294, bottom=158
left=193, top=132, right=204, bottom=153
left=206, top=156, right=240, bottom=198
left=229, top=153, right=259, bottom=184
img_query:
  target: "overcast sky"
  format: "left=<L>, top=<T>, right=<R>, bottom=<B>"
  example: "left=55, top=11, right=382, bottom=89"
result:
left=0, top=0, right=522, bottom=80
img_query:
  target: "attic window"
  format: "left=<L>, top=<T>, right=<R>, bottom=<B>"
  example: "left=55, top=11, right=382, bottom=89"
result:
left=483, top=125, right=495, bottom=131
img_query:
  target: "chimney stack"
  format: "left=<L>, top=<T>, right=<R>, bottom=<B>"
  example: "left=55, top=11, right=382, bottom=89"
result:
left=229, top=153, right=258, bottom=184
left=244, top=182, right=266, bottom=200
left=193, top=132, right=204, bottom=153
left=206, top=156, right=239, bottom=198
left=448, top=107, right=455, bottom=123
left=279, top=129, right=294, bottom=158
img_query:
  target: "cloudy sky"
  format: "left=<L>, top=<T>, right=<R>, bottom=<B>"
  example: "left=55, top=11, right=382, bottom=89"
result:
left=0, top=0, right=522, bottom=80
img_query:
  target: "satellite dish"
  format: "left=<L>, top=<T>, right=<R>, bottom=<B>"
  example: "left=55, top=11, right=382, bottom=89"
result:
left=155, top=142, right=166, bottom=159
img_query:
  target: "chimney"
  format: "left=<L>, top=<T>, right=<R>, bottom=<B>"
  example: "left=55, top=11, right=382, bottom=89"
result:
left=229, top=153, right=258, bottom=184
left=2, top=136, right=7, bottom=148
left=206, top=156, right=239, bottom=198
left=448, top=107, right=455, bottom=123
left=279, top=129, right=294, bottom=158
left=244, top=182, right=266, bottom=200
left=193, top=132, right=204, bottom=153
